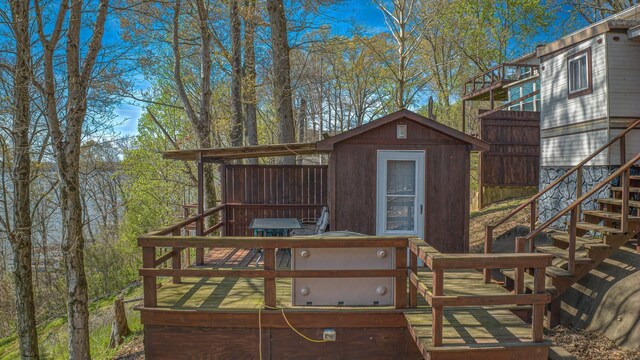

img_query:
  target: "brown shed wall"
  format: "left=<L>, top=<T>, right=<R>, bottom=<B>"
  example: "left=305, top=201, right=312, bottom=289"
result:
left=329, top=118, right=471, bottom=253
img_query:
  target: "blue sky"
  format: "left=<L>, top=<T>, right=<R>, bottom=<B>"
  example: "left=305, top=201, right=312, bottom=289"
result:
left=112, top=0, right=585, bottom=137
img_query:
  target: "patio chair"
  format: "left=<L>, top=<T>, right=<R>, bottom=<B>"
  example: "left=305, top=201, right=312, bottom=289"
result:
left=291, top=208, right=329, bottom=236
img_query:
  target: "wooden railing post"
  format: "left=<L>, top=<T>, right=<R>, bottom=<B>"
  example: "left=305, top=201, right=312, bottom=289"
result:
left=264, top=247, right=276, bottom=308
left=432, top=269, right=444, bottom=347
left=529, top=202, right=537, bottom=253
left=514, top=237, right=525, bottom=294
left=532, top=266, right=546, bottom=342
left=621, top=168, right=630, bottom=233
left=568, top=208, right=577, bottom=274
left=483, top=225, right=493, bottom=283
left=395, top=247, right=408, bottom=309
left=409, top=247, right=418, bottom=308
left=142, top=246, right=157, bottom=307
left=195, top=155, right=205, bottom=265
left=576, top=166, right=583, bottom=219
left=172, top=229, right=182, bottom=284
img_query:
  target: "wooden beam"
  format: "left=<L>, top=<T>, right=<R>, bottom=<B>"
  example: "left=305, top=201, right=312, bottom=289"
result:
left=430, top=293, right=549, bottom=307
left=264, top=248, right=276, bottom=308
left=138, top=236, right=409, bottom=249
left=142, top=247, right=157, bottom=307
left=427, top=253, right=553, bottom=270
left=138, top=268, right=408, bottom=278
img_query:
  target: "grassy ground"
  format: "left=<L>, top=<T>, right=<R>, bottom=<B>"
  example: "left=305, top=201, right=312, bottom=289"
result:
left=469, top=197, right=531, bottom=253
left=0, top=285, right=144, bottom=360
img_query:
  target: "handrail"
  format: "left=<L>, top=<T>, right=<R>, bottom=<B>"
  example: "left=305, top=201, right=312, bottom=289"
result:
left=483, top=118, right=640, bottom=283
left=490, top=119, right=640, bottom=231
left=407, top=238, right=551, bottom=346
left=526, top=153, right=640, bottom=241
left=139, top=235, right=411, bottom=310
left=463, top=63, right=540, bottom=95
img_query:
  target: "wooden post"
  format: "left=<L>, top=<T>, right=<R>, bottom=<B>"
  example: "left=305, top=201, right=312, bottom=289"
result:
left=461, top=100, right=466, bottom=134
left=142, top=247, right=157, bottom=307
left=568, top=208, right=577, bottom=274
left=264, top=247, right=276, bottom=308
left=576, top=166, right=583, bottom=219
left=409, top=249, right=417, bottom=308
left=489, top=88, right=495, bottom=110
left=432, top=269, right=444, bottom=347
left=172, top=229, right=182, bottom=284
left=514, top=237, right=525, bottom=295
left=478, top=152, right=484, bottom=210
left=620, top=133, right=626, bottom=165
left=220, top=164, right=227, bottom=236
left=483, top=225, right=493, bottom=283
left=395, top=247, right=407, bottom=309
left=621, top=168, right=629, bottom=233
left=532, top=266, right=546, bottom=342
left=529, top=202, right=536, bottom=253
left=196, top=154, right=205, bottom=265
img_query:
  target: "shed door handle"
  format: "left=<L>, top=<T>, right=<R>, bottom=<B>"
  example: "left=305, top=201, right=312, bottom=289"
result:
left=420, top=204, right=423, bottom=214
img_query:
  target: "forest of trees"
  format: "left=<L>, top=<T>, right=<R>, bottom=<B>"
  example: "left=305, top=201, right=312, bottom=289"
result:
left=0, top=0, right=636, bottom=358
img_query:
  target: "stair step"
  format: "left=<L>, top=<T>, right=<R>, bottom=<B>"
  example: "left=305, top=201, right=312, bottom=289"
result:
left=501, top=269, right=557, bottom=293
left=549, top=232, right=611, bottom=249
left=536, top=246, right=593, bottom=263
left=597, top=198, right=640, bottom=208
left=546, top=265, right=574, bottom=278
left=611, top=186, right=640, bottom=193
left=582, top=210, right=640, bottom=222
left=574, top=222, right=625, bottom=234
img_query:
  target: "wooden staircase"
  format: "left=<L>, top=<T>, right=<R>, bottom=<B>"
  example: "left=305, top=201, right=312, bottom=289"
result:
left=484, top=119, right=640, bottom=327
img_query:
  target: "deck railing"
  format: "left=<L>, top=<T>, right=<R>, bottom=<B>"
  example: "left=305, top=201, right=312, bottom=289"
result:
left=408, top=238, right=553, bottom=346
left=484, top=118, right=640, bottom=283
left=463, top=63, right=539, bottom=97
left=138, top=235, right=411, bottom=309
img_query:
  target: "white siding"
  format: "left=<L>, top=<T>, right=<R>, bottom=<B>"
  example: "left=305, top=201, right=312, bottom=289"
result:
left=539, top=36, right=608, bottom=130
left=607, top=32, right=640, bottom=118
left=608, top=124, right=640, bottom=165
left=541, top=129, right=609, bottom=167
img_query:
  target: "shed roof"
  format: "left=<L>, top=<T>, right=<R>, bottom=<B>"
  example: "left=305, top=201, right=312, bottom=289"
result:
left=162, top=142, right=326, bottom=162
left=316, top=109, right=489, bottom=151
left=162, top=110, right=488, bottom=162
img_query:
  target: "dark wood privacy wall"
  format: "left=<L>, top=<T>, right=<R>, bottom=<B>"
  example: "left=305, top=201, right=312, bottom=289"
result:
left=222, top=164, right=328, bottom=236
left=479, top=110, right=540, bottom=187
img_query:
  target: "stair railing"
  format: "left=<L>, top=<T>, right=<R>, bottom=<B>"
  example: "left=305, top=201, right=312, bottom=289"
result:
left=510, top=154, right=639, bottom=293
left=483, top=118, right=640, bottom=283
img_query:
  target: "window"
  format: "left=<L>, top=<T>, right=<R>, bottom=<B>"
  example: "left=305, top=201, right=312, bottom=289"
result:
left=567, top=48, right=592, bottom=98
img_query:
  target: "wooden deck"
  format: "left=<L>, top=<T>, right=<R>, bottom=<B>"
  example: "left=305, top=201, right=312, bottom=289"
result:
left=158, top=248, right=522, bottom=312
left=153, top=248, right=544, bottom=354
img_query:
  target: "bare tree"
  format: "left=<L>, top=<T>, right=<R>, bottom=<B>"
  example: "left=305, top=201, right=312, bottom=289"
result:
left=33, top=0, right=110, bottom=357
left=565, top=0, right=637, bottom=23
left=172, top=0, right=217, bottom=211
left=242, top=0, right=259, bottom=161
left=267, top=0, right=296, bottom=163
left=372, top=0, right=431, bottom=109
left=8, top=0, right=39, bottom=357
left=230, top=0, right=244, bottom=147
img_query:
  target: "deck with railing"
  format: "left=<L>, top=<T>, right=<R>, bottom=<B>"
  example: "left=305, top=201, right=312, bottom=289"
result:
left=462, top=63, right=539, bottom=102
left=138, top=212, right=554, bottom=359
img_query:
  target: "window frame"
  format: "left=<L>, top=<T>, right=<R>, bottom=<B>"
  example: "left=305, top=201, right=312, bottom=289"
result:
left=567, top=48, right=592, bottom=99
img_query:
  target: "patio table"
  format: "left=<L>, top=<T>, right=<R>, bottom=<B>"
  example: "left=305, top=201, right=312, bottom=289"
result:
left=248, top=218, right=302, bottom=236
left=248, top=218, right=302, bottom=265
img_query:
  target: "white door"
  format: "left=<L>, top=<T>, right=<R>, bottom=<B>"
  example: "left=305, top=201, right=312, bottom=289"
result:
left=376, top=151, right=425, bottom=240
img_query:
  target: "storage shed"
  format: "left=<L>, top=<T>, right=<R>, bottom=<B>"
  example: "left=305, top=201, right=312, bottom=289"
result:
left=165, top=109, right=488, bottom=254
left=317, top=109, right=489, bottom=253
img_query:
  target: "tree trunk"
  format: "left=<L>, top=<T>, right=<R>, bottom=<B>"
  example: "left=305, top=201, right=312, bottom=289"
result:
left=108, top=297, right=131, bottom=348
left=266, top=0, right=296, bottom=164
left=9, top=0, right=39, bottom=358
left=230, top=0, right=244, bottom=148
left=61, top=173, right=91, bottom=359
left=243, top=0, right=258, bottom=164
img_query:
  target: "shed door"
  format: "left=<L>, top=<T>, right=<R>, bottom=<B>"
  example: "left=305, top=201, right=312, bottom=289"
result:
left=376, top=151, right=425, bottom=239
